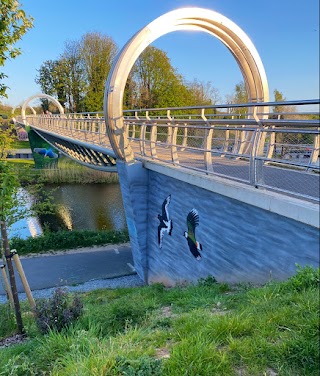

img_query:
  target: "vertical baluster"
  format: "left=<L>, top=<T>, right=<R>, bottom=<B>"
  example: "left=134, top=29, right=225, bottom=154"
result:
left=202, top=109, right=213, bottom=172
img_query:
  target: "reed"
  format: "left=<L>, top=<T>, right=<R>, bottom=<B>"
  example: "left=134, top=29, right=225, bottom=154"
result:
left=38, top=157, right=119, bottom=184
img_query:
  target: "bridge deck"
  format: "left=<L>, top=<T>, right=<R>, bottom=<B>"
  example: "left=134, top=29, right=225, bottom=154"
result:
left=26, top=120, right=319, bottom=202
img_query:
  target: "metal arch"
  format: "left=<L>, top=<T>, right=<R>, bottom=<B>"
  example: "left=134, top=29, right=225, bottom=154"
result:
left=104, top=7, right=270, bottom=161
left=21, top=93, right=64, bottom=124
left=12, top=104, right=37, bottom=115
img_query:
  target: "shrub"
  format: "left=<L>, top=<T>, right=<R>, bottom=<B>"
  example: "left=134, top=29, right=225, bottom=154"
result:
left=280, top=264, right=320, bottom=292
left=116, top=356, right=163, bottom=376
left=10, top=229, right=129, bottom=255
left=197, top=275, right=217, bottom=287
left=34, top=288, right=83, bottom=334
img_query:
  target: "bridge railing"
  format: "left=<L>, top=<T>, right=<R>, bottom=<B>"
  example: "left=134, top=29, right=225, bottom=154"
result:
left=16, top=99, right=319, bottom=202
left=123, top=100, right=319, bottom=201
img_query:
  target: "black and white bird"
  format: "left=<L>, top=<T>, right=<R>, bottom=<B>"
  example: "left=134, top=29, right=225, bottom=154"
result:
left=157, top=195, right=173, bottom=248
left=184, top=209, right=203, bottom=260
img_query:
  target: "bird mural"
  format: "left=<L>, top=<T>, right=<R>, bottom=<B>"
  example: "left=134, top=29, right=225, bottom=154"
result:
left=184, top=209, right=203, bottom=260
left=34, top=148, right=58, bottom=159
left=157, top=195, right=173, bottom=248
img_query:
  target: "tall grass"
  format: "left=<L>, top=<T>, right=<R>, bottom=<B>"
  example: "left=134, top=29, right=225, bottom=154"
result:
left=0, top=266, right=319, bottom=375
left=39, top=158, right=119, bottom=184
left=7, top=156, right=119, bottom=184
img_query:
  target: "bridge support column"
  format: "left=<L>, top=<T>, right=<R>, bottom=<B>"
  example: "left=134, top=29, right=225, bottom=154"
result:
left=116, top=161, right=149, bottom=282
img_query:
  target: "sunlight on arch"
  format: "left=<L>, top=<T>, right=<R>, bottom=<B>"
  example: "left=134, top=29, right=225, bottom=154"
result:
left=104, top=7, right=269, bottom=161
left=21, top=93, right=64, bottom=124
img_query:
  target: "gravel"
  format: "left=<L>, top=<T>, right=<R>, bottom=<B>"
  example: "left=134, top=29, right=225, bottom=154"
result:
left=0, top=274, right=146, bottom=304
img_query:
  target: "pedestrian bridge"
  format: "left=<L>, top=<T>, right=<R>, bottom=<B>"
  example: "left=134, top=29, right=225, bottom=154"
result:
left=13, top=7, right=319, bottom=285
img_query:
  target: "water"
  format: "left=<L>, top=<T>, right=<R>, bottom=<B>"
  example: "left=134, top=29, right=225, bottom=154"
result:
left=10, top=184, right=127, bottom=239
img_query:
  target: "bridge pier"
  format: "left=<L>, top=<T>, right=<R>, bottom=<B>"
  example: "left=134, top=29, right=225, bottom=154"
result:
left=119, top=162, right=319, bottom=286
left=116, top=161, right=149, bottom=281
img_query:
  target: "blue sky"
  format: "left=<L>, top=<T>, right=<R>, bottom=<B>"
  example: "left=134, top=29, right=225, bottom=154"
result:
left=2, top=0, right=319, bottom=107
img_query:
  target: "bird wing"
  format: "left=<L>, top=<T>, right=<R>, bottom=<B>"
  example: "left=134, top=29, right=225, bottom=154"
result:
left=34, top=148, right=46, bottom=155
left=188, top=239, right=202, bottom=260
left=162, top=195, right=171, bottom=221
left=187, top=209, right=199, bottom=243
left=158, top=224, right=166, bottom=248
left=47, top=149, right=58, bottom=158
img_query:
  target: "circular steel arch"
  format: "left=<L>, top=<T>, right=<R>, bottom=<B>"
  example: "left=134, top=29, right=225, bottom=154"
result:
left=104, top=7, right=269, bottom=160
left=21, top=93, right=64, bottom=124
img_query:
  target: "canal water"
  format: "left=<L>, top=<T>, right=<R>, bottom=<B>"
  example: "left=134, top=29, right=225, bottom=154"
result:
left=10, top=183, right=127, bottom=239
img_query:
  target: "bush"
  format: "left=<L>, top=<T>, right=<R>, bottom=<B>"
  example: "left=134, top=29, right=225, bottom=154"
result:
left=116, top=356, right=163, bottom=376
left=280, top=264, right=320, bottom=292
left=10, top=229, right=129, bottom=255
left=34, top=288, right=83, bottom=334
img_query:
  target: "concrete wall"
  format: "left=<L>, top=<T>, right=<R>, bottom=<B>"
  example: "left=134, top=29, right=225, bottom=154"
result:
left=117, top=161, right=319, bottom=286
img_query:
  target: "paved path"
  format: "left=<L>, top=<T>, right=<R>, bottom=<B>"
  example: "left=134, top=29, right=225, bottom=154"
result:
left=0, top=243, right=136, bottom=295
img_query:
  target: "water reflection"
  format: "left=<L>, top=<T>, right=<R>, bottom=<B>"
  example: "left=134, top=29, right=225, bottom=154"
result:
left=10, top=184, right=127, bottom=239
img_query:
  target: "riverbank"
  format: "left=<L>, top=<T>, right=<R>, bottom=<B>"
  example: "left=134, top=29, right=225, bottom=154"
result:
left=10, top=229, right=130, bottom=256
left=8, top=156, right=119, bottom=185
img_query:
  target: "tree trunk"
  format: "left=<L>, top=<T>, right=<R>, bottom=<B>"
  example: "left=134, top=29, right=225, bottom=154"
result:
left=0, top=220, right=25, bottom=334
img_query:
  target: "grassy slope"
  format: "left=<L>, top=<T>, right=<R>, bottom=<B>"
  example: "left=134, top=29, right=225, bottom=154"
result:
left=0, top=266, right=319, bottom=376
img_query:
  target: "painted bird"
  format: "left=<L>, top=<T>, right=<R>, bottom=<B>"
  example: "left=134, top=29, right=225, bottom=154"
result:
left=34, top=148, right=58, bottom=159
left=157, top=195, right=173, bottom=248
left=184, top=209, right=203, bottom=260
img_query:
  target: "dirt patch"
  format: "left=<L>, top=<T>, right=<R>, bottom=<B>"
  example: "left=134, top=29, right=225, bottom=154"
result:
left=160, top=306, right=176, bottom=318
left=235, top=367, right=278, bottom=375
left=155, top=347, right=170, bottom=359
left=0, top=334, right=28, bottom=349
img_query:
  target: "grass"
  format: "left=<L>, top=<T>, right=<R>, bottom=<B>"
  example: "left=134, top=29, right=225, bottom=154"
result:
left=10, top=229, right=130, bottom=256
left=5, top=159, right=34, bottom=167
left=11, top=140, right=31, bottom=149
left=0, top=265, right=319, bottom=375
left=4, top=156, right=118, bottom=184
left=38, top=158, right=119, bottom=184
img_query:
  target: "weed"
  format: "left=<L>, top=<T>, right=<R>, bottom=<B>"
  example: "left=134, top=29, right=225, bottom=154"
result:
left=116, top=356, right=163, bottom=375
left=280, top=264, right=320, bottom=292
left=34, top=288, right=83, bottom=334
left=197, top=274, right=218, bottom=286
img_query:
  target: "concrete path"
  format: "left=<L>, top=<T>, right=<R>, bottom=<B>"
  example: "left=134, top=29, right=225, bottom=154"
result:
left=0, top=243, right=135, bottom=295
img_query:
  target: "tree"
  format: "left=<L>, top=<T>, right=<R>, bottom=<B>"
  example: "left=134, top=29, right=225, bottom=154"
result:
left=0, top=160, right=56, bottom=333
left=0, top=120, right=14, bottom=159
left=132, top=46, right=193, bottom=109
left=0, top=162, right=26, bottom=333
left=60, top=40, right=86, bottom=112
left=226, top=81, right=248, bottom=116
left=186, top=79, right=220, bottom=106
left=0, top=0, right=33, bottom=97
left=35, top=60, right=62, bottom=110
left=80, top=32, right=118, bottom=112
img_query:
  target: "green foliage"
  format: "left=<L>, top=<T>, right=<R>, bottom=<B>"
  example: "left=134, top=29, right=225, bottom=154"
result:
left=34, top=288, right=83, bottom=334
left=197, top=274, right=218, bottom=286
left=279, top=264, right=320, bottom=292
left=0, top=267, right=319, bottom=375
left=0, top=122, right=14, bottom=159
left=116, top=356, right=163, bottom=375
left=10, top=229, right=129, bottom=255
left=132, top=46, right=197, bottom=109
left=0, top=303, right=16, bottom=339
left=0, top=161, right=27, bottom=226
left=0, top=0, right=33, bottom=97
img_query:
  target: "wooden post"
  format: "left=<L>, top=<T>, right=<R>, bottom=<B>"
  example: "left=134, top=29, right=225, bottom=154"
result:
left=0, top=264, right=14, bottom=308
left=0, top=220, right=24, bottom=334
left=11, top=250, right=36, bottom=310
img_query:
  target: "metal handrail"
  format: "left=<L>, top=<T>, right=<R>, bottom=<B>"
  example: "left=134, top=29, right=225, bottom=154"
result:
left=15, top=99, right=320, bottom=202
